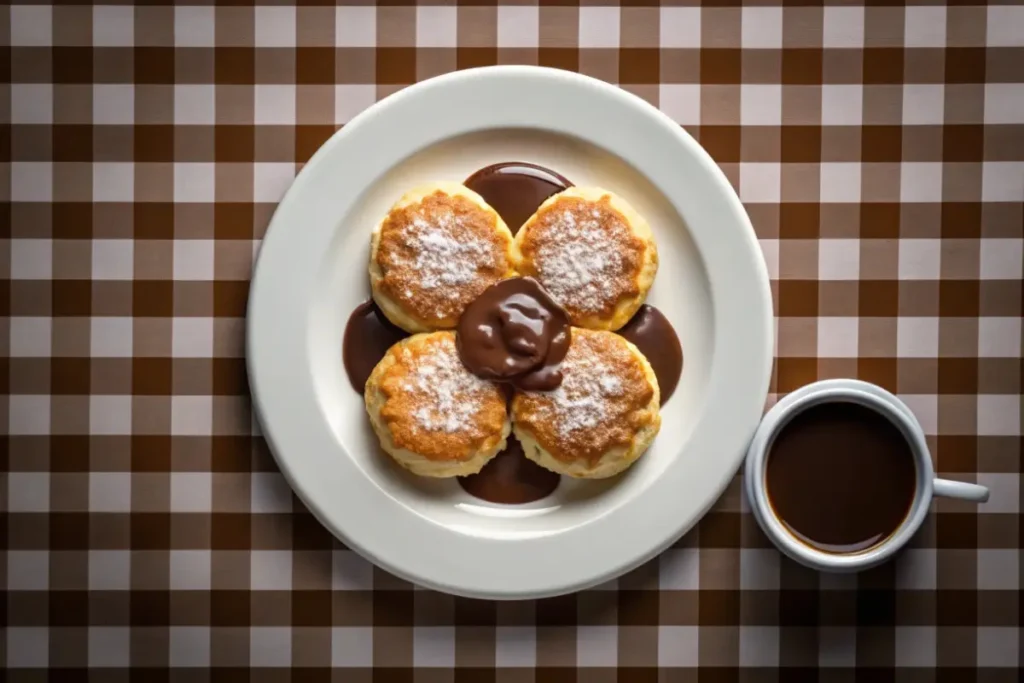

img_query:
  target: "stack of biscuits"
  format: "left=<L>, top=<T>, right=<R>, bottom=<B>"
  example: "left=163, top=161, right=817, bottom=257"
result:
left=365, top=181, right=662, bottom=480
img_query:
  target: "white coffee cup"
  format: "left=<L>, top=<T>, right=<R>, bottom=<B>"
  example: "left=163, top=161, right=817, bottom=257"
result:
left=744, top=379, right=989, bottom=573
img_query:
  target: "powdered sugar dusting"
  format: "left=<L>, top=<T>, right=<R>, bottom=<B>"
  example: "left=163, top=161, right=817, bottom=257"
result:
left=394, top=212, right=492, bottom=291
left=401, top=338, right=494, bottom=434
left=539, top=337, right=628, bottom=439
left=531, top=201, right=636, bottom=314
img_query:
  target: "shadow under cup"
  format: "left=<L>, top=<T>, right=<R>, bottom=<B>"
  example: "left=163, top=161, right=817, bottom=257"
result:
left=763, top=400, right=919, bottom=556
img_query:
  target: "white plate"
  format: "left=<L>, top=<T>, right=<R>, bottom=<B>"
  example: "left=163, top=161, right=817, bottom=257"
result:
left=247, top=67, right=773, bottom=599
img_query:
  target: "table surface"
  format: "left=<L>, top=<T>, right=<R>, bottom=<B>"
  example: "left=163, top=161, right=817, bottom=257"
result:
left=4, top=1, right=1022, bottom=678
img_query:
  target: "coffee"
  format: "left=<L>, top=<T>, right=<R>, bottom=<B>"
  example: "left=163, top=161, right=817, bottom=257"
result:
left=765, top=401, right=917, bottom=554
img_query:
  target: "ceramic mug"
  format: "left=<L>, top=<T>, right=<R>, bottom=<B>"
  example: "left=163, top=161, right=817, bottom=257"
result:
left=744, top=379, right=989, bottom=572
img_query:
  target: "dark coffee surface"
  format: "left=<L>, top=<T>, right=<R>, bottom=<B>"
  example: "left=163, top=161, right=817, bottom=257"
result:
left=766, top=402, right=917, bottom=554
left=618, top=304, right=683, bottom=404
left=464, top=162, right=572, bottom=234
left=342, top=300, right=409, bottom=393
left=458, top=436, right=560, bottom=504
left=457, top=277, right=570, bottom=391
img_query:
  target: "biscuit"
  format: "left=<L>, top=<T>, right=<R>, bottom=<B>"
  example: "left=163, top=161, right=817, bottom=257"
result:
left=512, top=187, right=658, bottom=331
left=370, top=182, right=516, bottom=333
left=511, top=328, right=661, bottom=479
left=365, top=331, right=511, bottom=477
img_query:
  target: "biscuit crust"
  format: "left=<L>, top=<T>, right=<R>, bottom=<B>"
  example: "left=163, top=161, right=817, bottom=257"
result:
left=512, top=187, right=658, bottom=331
left=511, top=328, right=661, bottom=479
left=365, top=332, right=511, bottom=477
left=370, top=182, right=516, bottom=333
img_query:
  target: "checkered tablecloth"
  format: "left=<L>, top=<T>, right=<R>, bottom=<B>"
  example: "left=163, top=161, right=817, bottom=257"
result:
left=4, top=2, right=1022, bottom=678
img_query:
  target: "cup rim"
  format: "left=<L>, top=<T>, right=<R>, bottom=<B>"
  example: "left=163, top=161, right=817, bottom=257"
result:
left=744, top=380, right=934, bottom=572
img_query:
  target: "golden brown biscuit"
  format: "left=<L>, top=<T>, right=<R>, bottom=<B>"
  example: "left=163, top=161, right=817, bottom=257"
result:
left=511, top=328, right=661, bottom=479
left=370, top=182, right=516, bottom=333
left=512, top=187, right=658, bottom=331
left=365, top=331, right=511, bottom=477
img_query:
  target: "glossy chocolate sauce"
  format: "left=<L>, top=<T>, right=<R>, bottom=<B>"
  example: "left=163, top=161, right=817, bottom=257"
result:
left=464, top=162, right=572, bottom=233
left=766, top=402, right=918, bottom=554
left=618, top=305, right=683, bottom=404
left=342, top=300, right=409, bottom=393
left=457, top=277, right=570, bottom=391
left=459, top=437, right=560, bottom=504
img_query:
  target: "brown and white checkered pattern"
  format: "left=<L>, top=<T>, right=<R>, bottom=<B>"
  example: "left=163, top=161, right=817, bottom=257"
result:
left=4, top=2, right=1022, bottom=678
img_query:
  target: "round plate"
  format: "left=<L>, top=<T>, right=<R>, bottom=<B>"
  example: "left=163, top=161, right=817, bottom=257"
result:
left=247, top=66, right=773, bottom=599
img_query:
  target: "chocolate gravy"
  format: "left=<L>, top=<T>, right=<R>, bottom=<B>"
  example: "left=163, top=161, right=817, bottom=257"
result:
left=458, top=436, right=560, bottom=504
left=457, top=277, right=570, bottom=391
left=766, top=402, right=918, bottom=554
left=342, top=300, right=409, bottom=393
left=619, top=305, right=683, bottom=404
left=464, top=162, right=572, bottom=234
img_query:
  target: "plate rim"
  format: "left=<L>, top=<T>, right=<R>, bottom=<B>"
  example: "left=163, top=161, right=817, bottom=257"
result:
left=247, top=66, right=774, bottom=599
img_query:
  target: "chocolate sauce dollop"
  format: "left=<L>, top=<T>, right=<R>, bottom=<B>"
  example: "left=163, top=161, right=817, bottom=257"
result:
left=618, top=304, right=683, bottom=404
left=464, top=162, right=572, bottom=234
left=459, top=437, right=560, bottom=504
left=456, top=277, right=570, bottom=391
left=343, top=300, right=409, bottom=393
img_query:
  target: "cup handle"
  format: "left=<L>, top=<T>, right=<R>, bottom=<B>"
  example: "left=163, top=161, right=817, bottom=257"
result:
left=934, top=478, right=989, bottom=503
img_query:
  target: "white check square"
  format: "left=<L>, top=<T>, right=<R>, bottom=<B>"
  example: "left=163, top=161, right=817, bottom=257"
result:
left=496, top=627, right=536, bottom=667
left=414, top=627, right=455, bottom=667
left=416, top=6, right=457, bottom=48
left=11, top=163, right=53, bottom=202
left=660, top=8, right=701, bottom=48
left=10, top=6, right=52, bottom=47
left=497, top=7, right=539, bottom=49
left=90, top=628, right=130, bottom=667
left=174, top=85, right=215, bottom=125
left=818, top=239, right=861, bottom=280
left=93, top=163, right=135, bottom=202
left=12, top=84, right=53, bottom=124
left=904, top=7, right=946, bottom=48
left=741, top=85, right=782, bottom=125
left=170, top=627, right=211, bottom=667
left=903, top=85, right=945, bottom=125
left=740, top=164, right=781, bottom=203
left=741, top=8, right=782, bottom=48
left=980, top=238, right=1023, bottom=280
left=898, top=239, right=941, bottom=280
left=90, top=396, right=132, bottom=436
left=7, top=473, right=50, bottom=513
left=171, top=472, right=213, bottom=513
left=10, top=317, right=52, bottom=358
left=823, top=7, right=864, bottom=48
left=174, top=7, right=214, bottom=47
left=9, top=395, right=50, bottom=435
left=8, top=551, right=49, bottom=590
left=659, top=84, right=700, bottom=125
left=255, top=6, right=296, bottom=48
left=93, top=6, right=134, bottom=47
left=170, top=550, right=212, bottom=590
left=579, top=8, right=620, bottom=48
left=821, top=85, right=863, bottom=125
left=250, top=628, right=291, bottom=667
left=336, top=7, right=376, bottom=48
left=817, top=317, right=859, bottom=358
left=251, top=550, right=293, bottom=590
left=90, top=472, right=131, bottom=512
left=897, top=317, right=939, bottom=358
left=332, top=628, right=373, bottom=667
